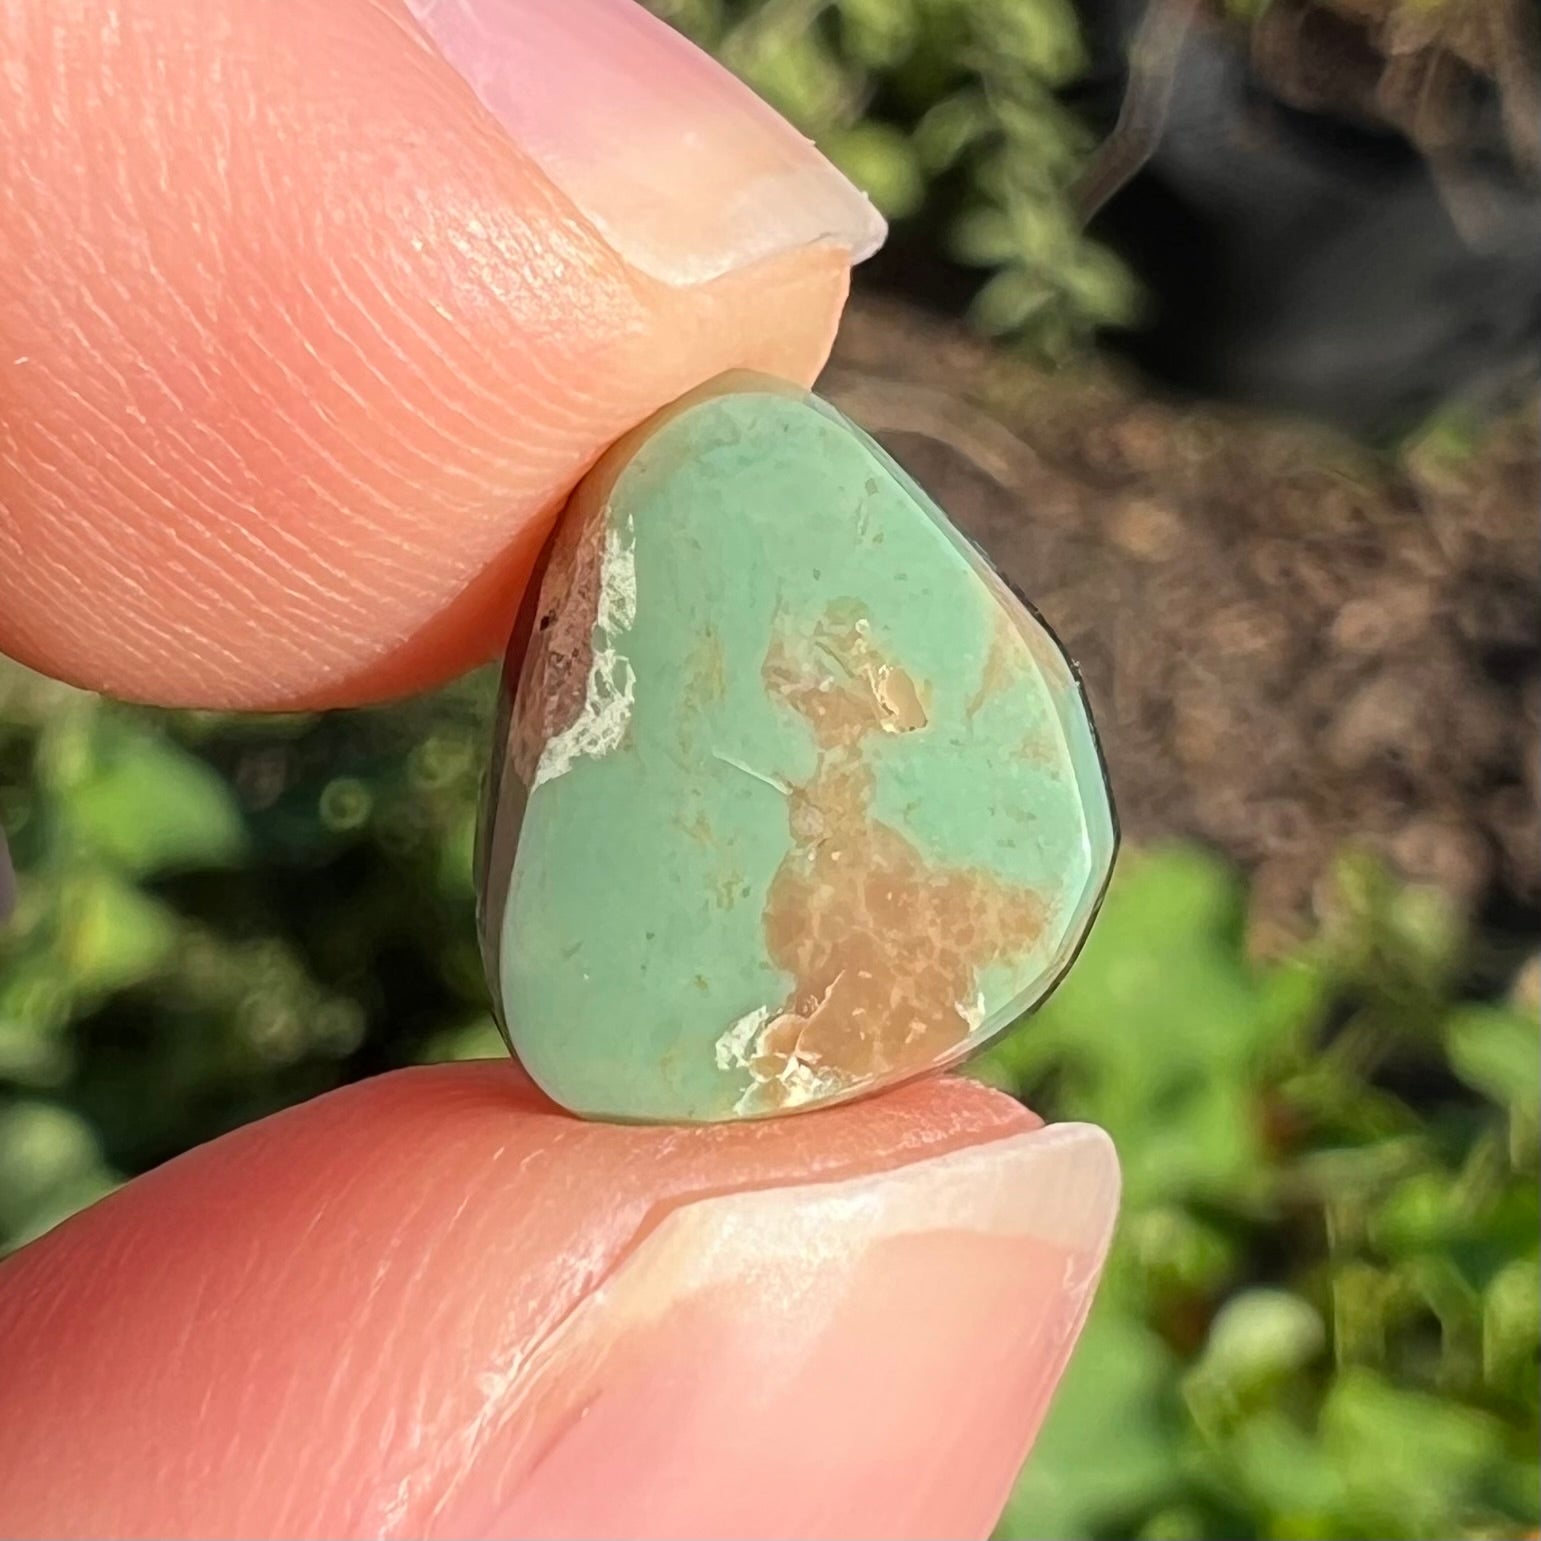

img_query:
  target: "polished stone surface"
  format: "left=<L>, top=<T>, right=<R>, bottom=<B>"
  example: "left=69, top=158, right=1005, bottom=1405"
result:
left=479, top=374, right=1115, bottom=1122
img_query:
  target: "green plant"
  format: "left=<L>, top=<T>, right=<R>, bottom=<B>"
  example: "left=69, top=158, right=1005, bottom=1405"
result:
left=647, top=0, right=1139, bottom=356
left=0, top=661, right=493, bottom=1244
left=980, top=847, right=1539, bottom=1540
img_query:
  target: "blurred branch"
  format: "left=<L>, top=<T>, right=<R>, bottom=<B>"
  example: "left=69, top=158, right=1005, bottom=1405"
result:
left=1072, top=0, right=1205, bottom=224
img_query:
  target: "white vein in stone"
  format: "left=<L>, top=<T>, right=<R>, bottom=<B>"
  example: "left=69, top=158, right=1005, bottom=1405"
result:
left=534, top=513, right=638, bottom=789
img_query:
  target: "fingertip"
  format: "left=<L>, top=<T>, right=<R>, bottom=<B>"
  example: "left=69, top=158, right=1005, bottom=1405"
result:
left=0, top=1065, right=1112, bottom=1539
left=477, top=1120, right=1118, bottom=1541
left=0, top=0, right=855, bottom=708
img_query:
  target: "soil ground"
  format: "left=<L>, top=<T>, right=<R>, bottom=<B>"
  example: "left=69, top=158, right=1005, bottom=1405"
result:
left=824, top=295, right=1539, bottom=955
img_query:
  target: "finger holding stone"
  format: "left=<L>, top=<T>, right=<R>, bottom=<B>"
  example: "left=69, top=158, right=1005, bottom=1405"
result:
left=0, top=0, right=882, bottom=709
left=0, top=1063, right=1119, bottom=1540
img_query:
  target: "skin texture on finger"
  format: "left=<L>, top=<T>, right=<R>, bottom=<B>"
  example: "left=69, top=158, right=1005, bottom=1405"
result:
left=0, top=0, right=862, bottom=709
left=0, top=1063, right=1118, bottom=1540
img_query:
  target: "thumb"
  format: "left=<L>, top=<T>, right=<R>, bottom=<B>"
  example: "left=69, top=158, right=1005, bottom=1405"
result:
left=0, top=0, right=880, bottom=709
left=0, top=1065, right=1118, bottom=1540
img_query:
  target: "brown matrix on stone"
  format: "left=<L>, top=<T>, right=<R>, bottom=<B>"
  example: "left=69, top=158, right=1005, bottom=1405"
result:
left=740, top=602, right=1046, bottom=1113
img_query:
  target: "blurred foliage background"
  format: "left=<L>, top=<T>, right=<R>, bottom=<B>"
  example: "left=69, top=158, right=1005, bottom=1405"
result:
left=1, top=0, right=1537, bottom=1538
left=650, top=0, right=1141, bottom=356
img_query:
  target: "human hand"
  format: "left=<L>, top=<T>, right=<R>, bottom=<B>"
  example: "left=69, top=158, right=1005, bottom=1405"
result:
left=0, top=1, right=1120, bottom=1535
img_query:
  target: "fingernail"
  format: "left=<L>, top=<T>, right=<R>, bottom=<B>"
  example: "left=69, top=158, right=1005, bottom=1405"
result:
left=447, top=1122, right=1119, bottom=1540
left=402, top=0, right=886, bottom=286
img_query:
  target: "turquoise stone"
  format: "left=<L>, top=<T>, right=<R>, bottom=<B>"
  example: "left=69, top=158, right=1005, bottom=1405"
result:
left=478, top=373, right=1116, bottom=1123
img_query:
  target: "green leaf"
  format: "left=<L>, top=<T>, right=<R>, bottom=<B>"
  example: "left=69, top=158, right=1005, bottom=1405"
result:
left=1193, top=1289, right=1326, bottom=1388
left=1446, top=1006, right=1540, bottom=1120
left=62, top=873, right=176, bottom=994
left=827, top=122, right=927, bottom=219
left=977, top=846, right=1309, bottom=1206
left=0, top=1101, right=103, bottom=1234
left=1319, top=1369, right=1516, bottom=1534
left=417, top=1016, right=506, bottom=1064
left=997, top=1303, right=1183, bottom=1539
left=59, top=723, right=247, bottom=875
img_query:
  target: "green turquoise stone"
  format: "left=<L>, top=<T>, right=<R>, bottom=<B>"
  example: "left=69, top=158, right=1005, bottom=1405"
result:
left=478, top=373, right=1116, bottom=1123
